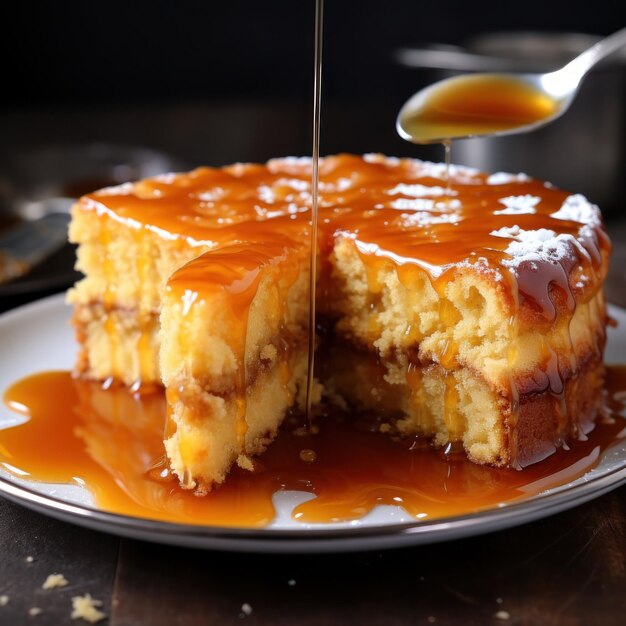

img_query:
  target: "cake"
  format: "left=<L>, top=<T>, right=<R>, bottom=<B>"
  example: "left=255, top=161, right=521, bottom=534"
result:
left=67, top=154, right=611, bottom=492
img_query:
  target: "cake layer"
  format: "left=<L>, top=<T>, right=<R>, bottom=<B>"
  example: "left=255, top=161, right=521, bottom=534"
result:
left=68, top=208, right=209, bottom=315
left=321, top=336, right=605, bottom=468
left=72, top=303, right=160, bottom=386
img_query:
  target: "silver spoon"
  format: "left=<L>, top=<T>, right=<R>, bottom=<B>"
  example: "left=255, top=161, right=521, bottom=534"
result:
left=397, top=27, right=626, bottom=144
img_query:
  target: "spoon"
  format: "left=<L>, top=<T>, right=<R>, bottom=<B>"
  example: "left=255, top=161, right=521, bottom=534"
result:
left=397, top=27, right=626, bottom=144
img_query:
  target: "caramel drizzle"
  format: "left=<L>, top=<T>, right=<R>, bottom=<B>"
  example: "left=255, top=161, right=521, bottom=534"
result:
left=86, top=155, right=605, bottom=272
left=306, top=0, right=324, bottom=421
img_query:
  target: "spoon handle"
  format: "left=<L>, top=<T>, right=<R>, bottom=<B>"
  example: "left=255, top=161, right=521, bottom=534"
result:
left=564, top=27, right=626, bottom=79
left=394, top=47, right=534, bottom=72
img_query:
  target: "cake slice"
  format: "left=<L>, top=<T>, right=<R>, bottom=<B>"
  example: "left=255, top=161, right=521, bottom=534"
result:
left=160, top=232, right=310, bottom=491
left=68, top=163, right=315, bottom=490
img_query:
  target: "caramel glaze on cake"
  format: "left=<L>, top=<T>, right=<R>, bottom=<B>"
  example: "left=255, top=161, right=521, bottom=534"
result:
left=67, top=154, right=611, bottom=492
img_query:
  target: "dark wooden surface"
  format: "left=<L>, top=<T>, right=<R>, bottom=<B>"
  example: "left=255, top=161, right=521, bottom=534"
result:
left=1, top=129, right=625, bottom=625
left=1, top=476, right=626, bottom=625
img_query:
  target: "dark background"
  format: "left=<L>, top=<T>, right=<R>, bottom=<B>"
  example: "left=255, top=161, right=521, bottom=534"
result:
left=0, top=0, right=622, bottom=163
left=1, top=0, right=622, bottom=105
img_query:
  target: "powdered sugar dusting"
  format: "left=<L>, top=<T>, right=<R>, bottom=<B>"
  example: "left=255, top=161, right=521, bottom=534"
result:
left=267, top=156, right=311, bottom=172
left=386, top=183, right=456, bottom=198
left=362, top=153, right=481, bottom=181
left=490, top=225, right=583, bottom=269
left=196, top=188, right=226, bottom=202
left=551, top=194, right=601, bottom=226
left=488, top=193, right=602, bottom=270
left=491, top=225, right=555, bottom=242
left=487, top=172, right=530, bottom=185
left=363, top=153, right=400, bottom=166
left=417, top=161, right=480, bottom=181
left=391, top=198, right=435, bottom=211
left=402, top=210, right=461, bottom=226
left=494, top=195, right=541, bottom=215
left=323, top=177, right=354, bottom=192
left=92, top=182, right=135, bottom=197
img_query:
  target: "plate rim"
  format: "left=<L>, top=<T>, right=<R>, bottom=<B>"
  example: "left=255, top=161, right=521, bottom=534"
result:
left=1, top=292, right=626, bottom=552
left=1, top=462, right=625, bottom=552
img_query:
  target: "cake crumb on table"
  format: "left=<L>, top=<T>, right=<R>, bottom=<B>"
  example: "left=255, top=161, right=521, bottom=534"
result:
left=494, top=610, right=511, bottom=620
left=287, top=579, right=296, bottom=587
left=299, top=449, right=317, bottom=463
left=71, top=594, right=106, bottom=623
left=239, top=603, right=253, bottom=618
left=28, top=607, right=42, bottom=617
left=25, top=556, right=34, bottom=563
left=0, top=595, right=9, bottom=606
left=43, top=573, right=69, bottom=590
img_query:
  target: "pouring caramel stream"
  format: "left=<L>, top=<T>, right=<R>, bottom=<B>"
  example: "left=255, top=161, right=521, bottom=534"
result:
left=306, top=0, right=324, bottom=420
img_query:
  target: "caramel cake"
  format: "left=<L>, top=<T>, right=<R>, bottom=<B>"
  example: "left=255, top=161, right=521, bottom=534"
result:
left=67, top=154, right=611, bottom=492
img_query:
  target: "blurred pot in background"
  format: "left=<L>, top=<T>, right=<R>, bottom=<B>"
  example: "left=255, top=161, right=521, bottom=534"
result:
left=0, top=142, right=181, bottom=222
left=0, top=143, right=182, bottom=298
left=396, top=32, right=626, bottom=214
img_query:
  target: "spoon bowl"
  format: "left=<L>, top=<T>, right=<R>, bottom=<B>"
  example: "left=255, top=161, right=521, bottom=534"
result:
left=397, top=27, right=626, bottom=144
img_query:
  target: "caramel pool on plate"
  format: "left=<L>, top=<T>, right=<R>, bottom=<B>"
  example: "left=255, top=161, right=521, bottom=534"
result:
left=2, top=367, right=625, bottom=528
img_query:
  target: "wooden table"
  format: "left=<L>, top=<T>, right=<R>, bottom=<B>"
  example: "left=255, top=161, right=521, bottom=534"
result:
left=1, top=158, right=625, bottom=626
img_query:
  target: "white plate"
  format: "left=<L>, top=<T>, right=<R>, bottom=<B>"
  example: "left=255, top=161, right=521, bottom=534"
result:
left=1, top=293, right=626, bottom=553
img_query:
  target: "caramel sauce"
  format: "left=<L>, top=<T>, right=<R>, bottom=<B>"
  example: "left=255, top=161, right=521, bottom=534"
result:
left=1, top=368, right=625, bottom=528
left=306, top=0, right=324, bottom=420
left=401, top=74, right=561, bottom=144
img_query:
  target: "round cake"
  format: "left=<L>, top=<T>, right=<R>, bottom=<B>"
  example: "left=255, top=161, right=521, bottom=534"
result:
left=67, top=154, right=611, bottom=491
